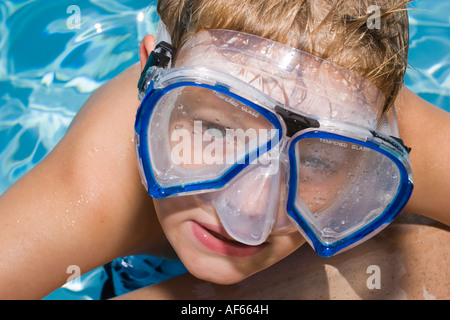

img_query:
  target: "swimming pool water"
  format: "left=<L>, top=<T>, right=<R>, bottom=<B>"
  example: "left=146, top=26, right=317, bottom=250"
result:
left=0, top=0, right=448, bottom=299
left=405, top=0, right=450, bottom=111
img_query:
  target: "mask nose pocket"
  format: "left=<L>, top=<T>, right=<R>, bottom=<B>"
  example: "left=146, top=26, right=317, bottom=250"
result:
left=213, top=161, right=281, bottom=246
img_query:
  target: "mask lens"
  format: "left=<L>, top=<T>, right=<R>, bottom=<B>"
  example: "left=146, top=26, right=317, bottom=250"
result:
left=290, top=134, right=402, bottom=252
left=147, top=85, right=280, bottom=191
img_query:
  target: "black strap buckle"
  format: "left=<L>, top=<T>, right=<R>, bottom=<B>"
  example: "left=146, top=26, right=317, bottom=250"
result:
left=371, top=130, right=412, bottom=154
left=137, top=41, right=177, bottom=98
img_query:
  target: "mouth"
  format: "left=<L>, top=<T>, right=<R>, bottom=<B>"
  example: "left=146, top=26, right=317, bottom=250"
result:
left=191, top=221, right=267, bottom=258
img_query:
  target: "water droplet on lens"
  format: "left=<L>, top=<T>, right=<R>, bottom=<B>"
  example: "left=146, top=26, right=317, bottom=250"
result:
left=251, top=232, right=260, bottom=240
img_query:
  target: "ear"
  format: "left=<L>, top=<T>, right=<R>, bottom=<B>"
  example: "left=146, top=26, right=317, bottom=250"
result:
left=139, top=34, right=156, bottom=73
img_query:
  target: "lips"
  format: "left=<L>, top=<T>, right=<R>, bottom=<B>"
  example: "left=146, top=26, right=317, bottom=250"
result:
left=191, top=221, right=267, bottom=258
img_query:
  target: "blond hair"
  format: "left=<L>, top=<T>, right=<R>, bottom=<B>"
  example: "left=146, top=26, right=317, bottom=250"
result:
left=157, top=0, right=410, bottom=114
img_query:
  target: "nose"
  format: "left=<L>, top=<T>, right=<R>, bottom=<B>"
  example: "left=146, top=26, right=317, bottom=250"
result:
left=212, top=160, right=282, bottom=245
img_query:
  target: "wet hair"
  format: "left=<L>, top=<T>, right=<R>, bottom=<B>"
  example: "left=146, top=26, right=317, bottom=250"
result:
left=157, top=0, right=410, bottom=114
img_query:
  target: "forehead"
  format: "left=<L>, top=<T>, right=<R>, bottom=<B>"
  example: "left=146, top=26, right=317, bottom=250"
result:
left=174, top=30, right=385, bottom=128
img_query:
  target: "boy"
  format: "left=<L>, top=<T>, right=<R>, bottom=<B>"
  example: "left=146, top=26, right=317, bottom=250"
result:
left=0, top=0, right=448, bottom=299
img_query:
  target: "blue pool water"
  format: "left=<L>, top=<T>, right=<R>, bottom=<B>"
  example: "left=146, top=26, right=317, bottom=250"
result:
left=0, top=0, right=449, bottom=299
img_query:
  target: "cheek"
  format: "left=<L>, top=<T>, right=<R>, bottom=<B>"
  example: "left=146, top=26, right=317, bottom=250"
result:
left=152, top=197, right=197, bottom=246
left=153, top=196, right=198, bottom=222
left=153, top=198, right=195, bottom=231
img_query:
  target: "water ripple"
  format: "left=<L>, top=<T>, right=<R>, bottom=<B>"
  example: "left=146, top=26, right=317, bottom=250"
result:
left=0, top=0, right=157, bottom=192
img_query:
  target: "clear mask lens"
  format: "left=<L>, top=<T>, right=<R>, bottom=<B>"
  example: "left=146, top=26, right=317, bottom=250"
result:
left=147, top=85, right=280, bottom=192
left=288, top=133, right=406, bottom=256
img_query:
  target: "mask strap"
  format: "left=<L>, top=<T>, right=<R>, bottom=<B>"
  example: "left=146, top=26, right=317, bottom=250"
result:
left=156, top=20, right=173, bottom=45
left=377, top=105, right=400, bottom=137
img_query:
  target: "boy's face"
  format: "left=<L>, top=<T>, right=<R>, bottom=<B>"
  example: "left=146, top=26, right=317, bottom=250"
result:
left=141, top=29, right=390, bottom=282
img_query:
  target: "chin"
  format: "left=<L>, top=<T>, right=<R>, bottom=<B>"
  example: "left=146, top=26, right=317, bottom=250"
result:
left=183, top=254, right=266, bottom=285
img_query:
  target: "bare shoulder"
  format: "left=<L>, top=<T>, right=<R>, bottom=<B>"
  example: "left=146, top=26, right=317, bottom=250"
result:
left=396, top=87, right=450, bottom=225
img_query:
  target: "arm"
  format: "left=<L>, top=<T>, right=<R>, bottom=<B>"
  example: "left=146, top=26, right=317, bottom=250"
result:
left=0, top=64, right=173, bottom=299
left=396, top=87, right=450, bottom=226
